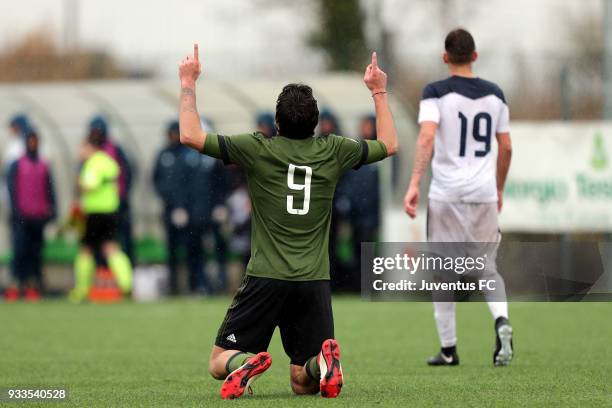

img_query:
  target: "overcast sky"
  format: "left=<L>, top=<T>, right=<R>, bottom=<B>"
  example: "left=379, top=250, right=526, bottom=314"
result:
left=0, top=0, right=601, bottom=80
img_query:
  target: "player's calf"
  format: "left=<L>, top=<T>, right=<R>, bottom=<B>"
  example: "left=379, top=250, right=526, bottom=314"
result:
left=208, top=360, right=227, bottom=380
left=289, top=359, right=319, bottom=395
left=290, top=376, right=319, bottom=395
left=208, top=347, right=245, bottom=380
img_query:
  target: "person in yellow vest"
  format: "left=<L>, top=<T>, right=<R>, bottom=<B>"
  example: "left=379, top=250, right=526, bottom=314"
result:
left=69, top=133, right=133, bottom=302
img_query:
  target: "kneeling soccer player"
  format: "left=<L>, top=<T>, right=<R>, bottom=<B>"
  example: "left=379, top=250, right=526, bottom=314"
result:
left=177, top=44, right=398, bottom=399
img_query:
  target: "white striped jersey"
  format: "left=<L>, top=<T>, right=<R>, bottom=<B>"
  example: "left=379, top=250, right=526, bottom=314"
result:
left=418, top=76, right=510, bottom=203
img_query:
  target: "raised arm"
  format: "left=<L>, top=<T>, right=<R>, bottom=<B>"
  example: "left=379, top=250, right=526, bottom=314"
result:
left=178, top=44, right=206, bottom=151
left=495, top=132, right=512, bottom=212
left=403, top=121, right=437, bottom=219
left=364, top=52, right=398, bottom=156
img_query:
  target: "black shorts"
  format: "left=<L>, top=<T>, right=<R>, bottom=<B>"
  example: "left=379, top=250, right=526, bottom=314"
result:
left=82, top=213, right=118, bottom=248
left=215, top=276, right=334, bottom=366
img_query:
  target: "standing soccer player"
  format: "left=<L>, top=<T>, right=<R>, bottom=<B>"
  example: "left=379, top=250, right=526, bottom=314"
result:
left=178, top=44, right=397, bottom=399
left=70, top=133, right=133, bottom=303
left=403, top=29, right=513, bottom=366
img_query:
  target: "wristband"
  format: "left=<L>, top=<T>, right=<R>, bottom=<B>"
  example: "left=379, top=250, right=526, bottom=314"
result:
left=372, top=91, right=387, bottom=97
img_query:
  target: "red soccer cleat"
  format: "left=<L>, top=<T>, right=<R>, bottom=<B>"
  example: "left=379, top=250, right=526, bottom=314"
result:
left=3, top=287, right=20, bottom=302
left=319, top=339, right=343, bottom=398
left=220, top=352, right=272, bottom=400
left=24, top=288, right=41, bottom=302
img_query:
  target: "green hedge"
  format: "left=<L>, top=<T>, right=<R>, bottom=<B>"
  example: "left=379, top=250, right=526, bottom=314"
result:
left=0, top=236, right=167, bottom=266
left=0, top=235, right=245, bottom=266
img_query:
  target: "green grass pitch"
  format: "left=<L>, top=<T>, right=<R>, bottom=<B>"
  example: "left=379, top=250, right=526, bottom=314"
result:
left=1, top=298, right=611, bottom=407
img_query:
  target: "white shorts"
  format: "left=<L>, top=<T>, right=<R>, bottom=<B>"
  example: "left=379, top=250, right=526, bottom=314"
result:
left=427, top=199, right=506, bottom=302
left=427, top=199, right=500, bottom=243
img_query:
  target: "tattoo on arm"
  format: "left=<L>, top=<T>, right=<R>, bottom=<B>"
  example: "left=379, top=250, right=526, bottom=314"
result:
left=411, top=143, right=433, bottom=182
left=409, top=125, right=436, bottom=187
left=180, top=87, right=197, bottom=113
left=178, top=84, right=206, bottom=150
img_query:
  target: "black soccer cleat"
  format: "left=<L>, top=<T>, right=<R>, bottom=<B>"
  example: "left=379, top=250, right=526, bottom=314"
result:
left=493, top=317, right=513, bottom=366
left=427, top=350, right=459, bottom=366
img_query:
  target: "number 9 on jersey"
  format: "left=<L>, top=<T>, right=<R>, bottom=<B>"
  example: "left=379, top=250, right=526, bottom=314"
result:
left=287, top=164, right=312, bottom=215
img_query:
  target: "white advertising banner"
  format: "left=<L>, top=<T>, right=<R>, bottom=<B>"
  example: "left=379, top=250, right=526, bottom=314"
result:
left=500, top=122, right=612, bottom=232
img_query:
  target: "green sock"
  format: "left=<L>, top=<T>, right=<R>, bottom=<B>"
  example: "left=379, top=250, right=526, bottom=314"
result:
left=305, top=356, right=320, bottom=380
left=73, top=251, right=95, bottom=297
left=108, top=250, right=133, bottom=293
left=226, top=352, right=254, bottom=373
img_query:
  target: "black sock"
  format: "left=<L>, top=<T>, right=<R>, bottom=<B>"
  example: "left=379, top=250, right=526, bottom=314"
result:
left=441, top=346, right=456, bottom=357
left=495, top=316, right=509, bottom=330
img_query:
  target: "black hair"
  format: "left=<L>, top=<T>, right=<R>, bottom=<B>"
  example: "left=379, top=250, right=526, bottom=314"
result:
left=25, top=130, right=39, bottom=156
left=167, top=120, right=180, bottom=135
left=87, top=131, right=105, bottom=148
left=445, top=28, right=476, bottom=65
left=275, top=84, right=319, bottom=139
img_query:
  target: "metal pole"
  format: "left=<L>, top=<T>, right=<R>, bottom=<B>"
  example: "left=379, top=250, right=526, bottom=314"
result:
left=63, top=0, right=79, bottom=51
left=603, top=0, right=612, bottom=293
left=603, top=0, right=612, bottom=119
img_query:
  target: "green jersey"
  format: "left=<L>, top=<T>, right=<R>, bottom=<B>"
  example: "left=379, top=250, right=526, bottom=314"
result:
left=204, top=132, right=387, bottom=281
left=80, top=151, right=120, bottom=214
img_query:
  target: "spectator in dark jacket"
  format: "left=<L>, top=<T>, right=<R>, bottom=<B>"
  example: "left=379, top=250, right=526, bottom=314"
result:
left=318, top=109, right=352, bottom=290
left=6, top=131, right=56, bottom=301
left=186, top=141, right=228, bottom=294
left=3, top=114, right=31, bottom=301
left=153, top=121, right=199, bottom=294
left=342, top=115, right=381, bottom=291
left=256, top=112, right=277, bottom=137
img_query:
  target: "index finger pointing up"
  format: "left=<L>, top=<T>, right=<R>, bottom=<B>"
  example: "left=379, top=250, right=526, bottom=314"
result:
left=194, top=43, right=199, bottom=61
left=371, top=51, right=378, bottom=68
